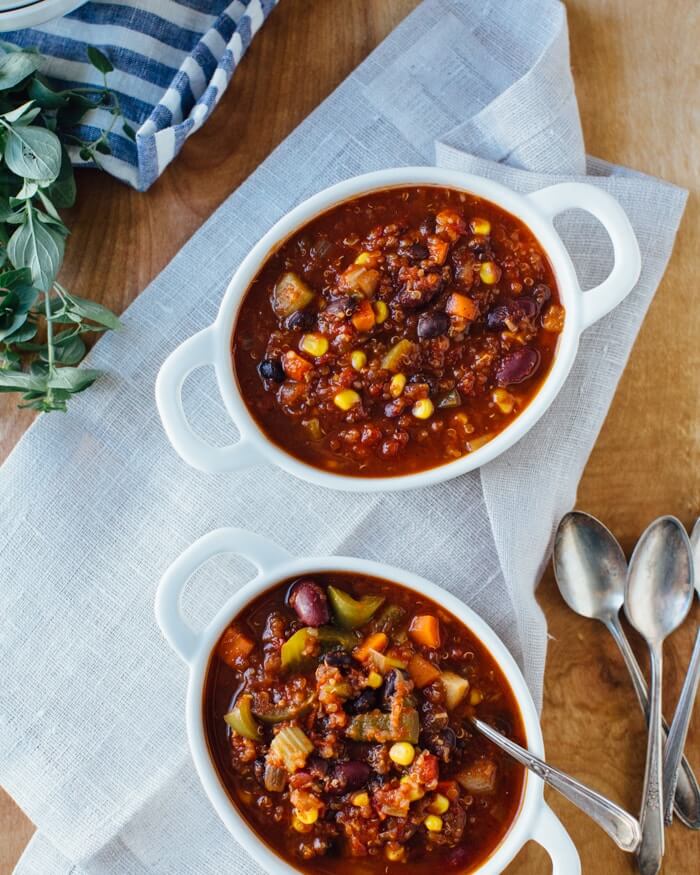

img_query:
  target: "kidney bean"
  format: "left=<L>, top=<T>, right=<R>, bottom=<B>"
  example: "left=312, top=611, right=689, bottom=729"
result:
left=495, top=347, right=540, bottom=386
left=417, top=311, right=450, bottom=339
left=258, top=358, right=285, bottom=382
left=344, top=688, right=378, bottom=715
left=288, top=578, right=330, bottom=627
left=328, top=761, right=371, bottom=794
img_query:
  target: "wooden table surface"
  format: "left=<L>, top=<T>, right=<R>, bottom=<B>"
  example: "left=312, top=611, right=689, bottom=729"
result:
left=1, top=1, right=698, bottom=872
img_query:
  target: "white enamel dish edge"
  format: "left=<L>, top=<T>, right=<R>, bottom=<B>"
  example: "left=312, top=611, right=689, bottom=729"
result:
left=155, top=526, right=582, bottom=874
left=156, top=167, right=641, bottom=492
left=0, top=0, right=86, bottom=29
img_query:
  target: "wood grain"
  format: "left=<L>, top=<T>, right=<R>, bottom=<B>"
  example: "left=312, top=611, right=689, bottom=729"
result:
left=1, top=0, right=698, bottom=872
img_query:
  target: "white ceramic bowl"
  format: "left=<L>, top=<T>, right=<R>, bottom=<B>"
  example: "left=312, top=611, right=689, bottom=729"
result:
left=0, top=0, right=86, bottom=30
left=155, top=527, right=581, bottom=874
left=156, top=167, right=641, bottom=491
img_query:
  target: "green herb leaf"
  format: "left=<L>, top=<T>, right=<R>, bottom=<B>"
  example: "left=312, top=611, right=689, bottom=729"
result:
left=7, top=211, right=65, bottom=290
left=27, top=77, right=69, bottom=109
left=0, top=368, right=47, bottom=392
left=45, top=147, right=76, bottom=208
left=0, top=52, right=39, bottom=90
left=65, top=293, right=122, bottom=330
left=4, top=123, right=62, bottom=182
left=122, top=121, right=136, bottom=141
left=87, top=46, right=114, bottom=74
left=47, top=365, right=101, bottom=393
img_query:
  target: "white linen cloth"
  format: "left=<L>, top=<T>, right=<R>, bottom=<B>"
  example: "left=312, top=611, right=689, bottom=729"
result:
left=0, top=0, right=687, bottom=872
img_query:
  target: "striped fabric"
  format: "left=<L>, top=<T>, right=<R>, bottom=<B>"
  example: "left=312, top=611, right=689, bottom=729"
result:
left=4, top=0, right=279, bottom=190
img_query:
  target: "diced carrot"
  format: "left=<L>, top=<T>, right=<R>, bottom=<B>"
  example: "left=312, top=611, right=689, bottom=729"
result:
left=408, top=615, right=441, bottom=649
left=408, top=653, right=441, bottom=688
left=353, top=631, right=388, bottom=662
left=282, top=350, right=312, bottom=381
left=446, top=293, right=478, bottom=321
left=351, top=299, right=376, bottom=332
left=218, top=626, right=254, bottom=668
left=427, top=237, right=450, bottom=265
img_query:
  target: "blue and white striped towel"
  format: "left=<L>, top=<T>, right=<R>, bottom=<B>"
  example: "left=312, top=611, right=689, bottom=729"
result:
left=5, top=0, right=279, bottom=190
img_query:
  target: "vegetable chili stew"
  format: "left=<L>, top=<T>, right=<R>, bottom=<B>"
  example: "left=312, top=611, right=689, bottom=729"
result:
left=204, top=573, right=526, bottom=873
left=232, top=186, right=565, bottom=476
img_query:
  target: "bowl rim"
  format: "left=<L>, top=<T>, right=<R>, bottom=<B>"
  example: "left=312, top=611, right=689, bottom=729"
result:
left=183, top=553, right=547, bottom=875
left=203, top=166, right=583, bottom=491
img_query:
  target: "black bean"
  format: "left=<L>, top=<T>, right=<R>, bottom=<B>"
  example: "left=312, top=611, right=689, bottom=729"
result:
left=308, top=755, right=329, bottom=779
left=410, top=242, right=429, bottom=261
left=533, top=283, right=551, bottom=312
left=423, top=726, right=457, bottom=762
left=485, top=298, right=537, bottom=331
left=419, top=215, right=436, bottom=236
left=417, top=311, right=450, bottom=339
left=323, top=650, right=359, bottom=671
left=258, top=358, right=285, bottom=382
left=285, top=309, right=316, bottom=331
left=495, top=347, right=540, bottom=386
left=328, top=761, right=371, bottom=794
left=344, top=688, right=378, bottom=715
left=288, top=578, right=330, bottom=627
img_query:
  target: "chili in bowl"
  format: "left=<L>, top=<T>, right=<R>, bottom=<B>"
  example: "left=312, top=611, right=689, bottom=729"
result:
left=155, top=527, right=581, bottom=874
left=156, top=167, right=640, bottom=491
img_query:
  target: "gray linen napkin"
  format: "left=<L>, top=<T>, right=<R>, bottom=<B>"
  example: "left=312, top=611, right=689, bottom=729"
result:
left=0, top=0, right=687, bottom=872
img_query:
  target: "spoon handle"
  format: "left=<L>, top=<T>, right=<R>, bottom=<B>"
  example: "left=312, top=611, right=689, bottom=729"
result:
left=663, top=627, right=700, bottom=823
left=470, top=717, right=641, bottom=852
left=608, top=614, right=700, bottom=828
left=637, top=646, right=665, bottom=875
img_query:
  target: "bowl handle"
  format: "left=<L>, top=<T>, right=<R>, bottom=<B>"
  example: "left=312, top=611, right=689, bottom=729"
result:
left=530, top=802, right=581, bottom=874
left=156, top=327, right=260, bottom=473
left=527, top=182, right=641, bottom=330
left=155, top=528, right=291, bottom=664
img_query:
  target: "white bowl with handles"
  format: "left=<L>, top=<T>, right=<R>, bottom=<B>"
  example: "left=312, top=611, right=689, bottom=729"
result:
left=156, top=167, right=641, bottom=491
left=155, top=526, right=581, bottom=874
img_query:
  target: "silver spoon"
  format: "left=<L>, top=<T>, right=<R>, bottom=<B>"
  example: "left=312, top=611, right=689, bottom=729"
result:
left=553, top=511, right=700, bottom=828
left=663, top=519, right=700, bottom=823
left=625, top=516, right=694, bottom=875
left=470, top=716, right=641, bottom=851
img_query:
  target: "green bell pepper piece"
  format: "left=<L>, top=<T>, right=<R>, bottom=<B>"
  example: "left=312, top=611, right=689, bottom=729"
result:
left=346, top=708, right=419, bottom=744
left=224, top=693, right=261, bottom=741
left=327, top=586, right=385, bottom=630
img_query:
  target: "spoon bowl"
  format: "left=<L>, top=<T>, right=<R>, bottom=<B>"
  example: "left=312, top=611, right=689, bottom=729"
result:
left=625, top=516, right=694, bottom=644
left=553, top=511, right=627, bottom=621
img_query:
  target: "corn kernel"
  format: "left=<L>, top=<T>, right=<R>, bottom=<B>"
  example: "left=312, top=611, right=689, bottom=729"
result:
left=412, top=398, right=434, bottom=420
left=469, top=688, right=484, bottom=705
left=479, top=261, right=502, bottom=285
left=470, top=217, right=491, bottom=236
left=366, top=671, right=383, bottom=688
left=373, top=300, right=389, bottom=323
left=352, top=792, right=369, bottom=807
left=294, top=806, right=319, bottom=825
left=389, top=373, right=406, bottom=398
left=389, top=742, right=415, bottom=766
left=385, top=845, right=406, bottom=863
left=424, top=814, right=443, bottom=832
left=292, top=816, right=311, bottom=833
left=351, top=350, right=367, bottom=370
left=492, top=387, right=515, bottom=414
left=299, top=332, right=328, bottom=358
left=334, top=389, right=361, bottom=411
left=354, top=251, right=374, bottom=266
left=429, top=794, right=450, bottom=815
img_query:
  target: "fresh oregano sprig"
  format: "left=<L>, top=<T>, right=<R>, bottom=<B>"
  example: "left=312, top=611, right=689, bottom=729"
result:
left=0, top=43, right=133, bottom=412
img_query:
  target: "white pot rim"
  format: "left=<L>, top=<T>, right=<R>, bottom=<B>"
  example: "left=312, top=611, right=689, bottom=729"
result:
left=156, top=166, right=640, bottom=491
left=155, top=527, right=581, bottom=874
